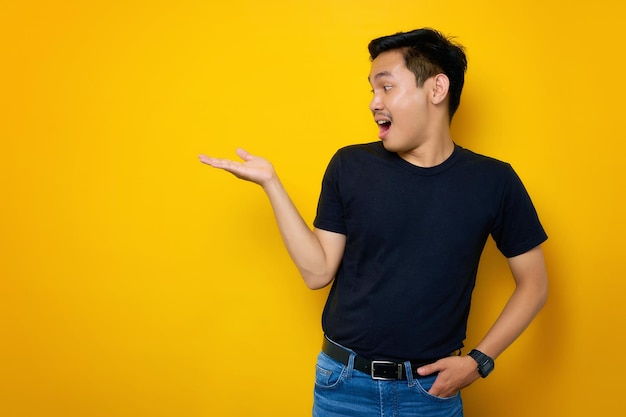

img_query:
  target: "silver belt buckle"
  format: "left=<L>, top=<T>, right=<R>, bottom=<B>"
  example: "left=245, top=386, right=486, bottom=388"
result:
left=370, top=360, right=403, bottom=380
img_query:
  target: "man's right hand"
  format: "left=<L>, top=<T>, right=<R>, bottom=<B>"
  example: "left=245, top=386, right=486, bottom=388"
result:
left=199, top=148, right=276, bottom=188
left=199, top=147, right=345, bottom=289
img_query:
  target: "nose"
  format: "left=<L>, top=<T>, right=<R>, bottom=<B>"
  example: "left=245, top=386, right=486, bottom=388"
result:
left=369, top=91, right=383, bottom=113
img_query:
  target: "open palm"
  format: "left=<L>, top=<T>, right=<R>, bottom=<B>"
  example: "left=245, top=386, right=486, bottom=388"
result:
left=199, top=148, right=276, bottom=187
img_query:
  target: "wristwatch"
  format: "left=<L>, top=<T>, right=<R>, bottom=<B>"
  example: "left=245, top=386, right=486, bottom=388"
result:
left=468, top=349, right=495, bottom=378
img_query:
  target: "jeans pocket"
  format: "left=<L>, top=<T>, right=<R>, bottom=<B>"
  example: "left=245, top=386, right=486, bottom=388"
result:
left=314, top=352, right=347, bottom=389
left=413, top=374, right=461, bottom=402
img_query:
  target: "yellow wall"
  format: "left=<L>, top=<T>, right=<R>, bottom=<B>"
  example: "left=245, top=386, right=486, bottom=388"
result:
left=1, top=1, right=624, bottom=416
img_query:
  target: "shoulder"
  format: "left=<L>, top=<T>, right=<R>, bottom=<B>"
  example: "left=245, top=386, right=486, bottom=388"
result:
left=334, top=141, right=386, bottom=158
left=453, top=146, right=518, bottom=180
left=327, top=141, right=392, bottom=169
left=444, top=146, right=531, bottom=200
left=456, top=146, right=511, bottom=169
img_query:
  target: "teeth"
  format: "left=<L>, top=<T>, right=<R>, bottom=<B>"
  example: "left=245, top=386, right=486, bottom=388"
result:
left=377, top=120, right=390, bottom=125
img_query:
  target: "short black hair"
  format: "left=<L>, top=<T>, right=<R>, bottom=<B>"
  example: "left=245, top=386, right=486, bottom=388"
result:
left=368, top=28, right=467, bottom=120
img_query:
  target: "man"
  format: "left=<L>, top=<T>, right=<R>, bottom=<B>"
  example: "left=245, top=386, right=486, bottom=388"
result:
left=200, top=28, right=548, bottom=417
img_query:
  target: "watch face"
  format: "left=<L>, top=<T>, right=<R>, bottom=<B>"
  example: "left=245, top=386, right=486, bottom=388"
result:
left=480, top=360, right=494, bottom=377
left=470, top=350, right=494, bottom=377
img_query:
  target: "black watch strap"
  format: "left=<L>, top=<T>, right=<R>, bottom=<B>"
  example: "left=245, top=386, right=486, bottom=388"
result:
left=468, top=349, right=495, bottom=378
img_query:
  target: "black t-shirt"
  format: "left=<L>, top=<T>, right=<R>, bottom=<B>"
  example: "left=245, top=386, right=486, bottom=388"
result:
left=313, top=142, right=547, bottom=361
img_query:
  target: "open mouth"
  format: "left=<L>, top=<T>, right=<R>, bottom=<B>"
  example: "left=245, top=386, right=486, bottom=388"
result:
left=377, top=119, right=392, bottom=138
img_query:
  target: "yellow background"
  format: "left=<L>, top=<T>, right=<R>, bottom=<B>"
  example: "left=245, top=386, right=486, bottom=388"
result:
left=1, top=1, right=624, bottom=416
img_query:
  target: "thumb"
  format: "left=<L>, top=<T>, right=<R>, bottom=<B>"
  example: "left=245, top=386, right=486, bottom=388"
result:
left=417, top=361, right=442, bottom=376
left=235, top=148, right=254, bottom=161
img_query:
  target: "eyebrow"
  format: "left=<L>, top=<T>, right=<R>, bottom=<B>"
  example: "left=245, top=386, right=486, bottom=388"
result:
left=368, top=70, right=393, bottom=83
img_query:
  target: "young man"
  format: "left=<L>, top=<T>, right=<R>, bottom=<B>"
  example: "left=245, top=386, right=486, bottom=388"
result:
left=200, top=28, right=548, bottom=417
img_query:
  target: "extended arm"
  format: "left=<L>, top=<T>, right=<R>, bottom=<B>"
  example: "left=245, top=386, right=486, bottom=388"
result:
left=418, top=245, right=548, bottom=397
left=199, top=148, right=345, bottom=289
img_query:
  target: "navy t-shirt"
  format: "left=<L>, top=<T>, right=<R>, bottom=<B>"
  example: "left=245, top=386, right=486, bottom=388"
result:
left=313, top=142, right=547, bottom=361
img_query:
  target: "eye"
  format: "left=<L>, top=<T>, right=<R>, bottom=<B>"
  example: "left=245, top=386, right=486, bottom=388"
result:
left=370, top=85, right=392, bottom=94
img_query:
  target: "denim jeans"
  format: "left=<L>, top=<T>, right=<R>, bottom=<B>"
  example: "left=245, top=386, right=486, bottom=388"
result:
left=312, top=350, right=463, bottom=417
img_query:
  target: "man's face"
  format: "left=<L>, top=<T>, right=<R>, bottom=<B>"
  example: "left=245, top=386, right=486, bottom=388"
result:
left=368, top=50, right=433, bottom=154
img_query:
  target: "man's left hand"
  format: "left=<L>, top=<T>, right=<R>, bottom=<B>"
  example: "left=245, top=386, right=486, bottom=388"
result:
left=416, top=355, right=481, bottom=398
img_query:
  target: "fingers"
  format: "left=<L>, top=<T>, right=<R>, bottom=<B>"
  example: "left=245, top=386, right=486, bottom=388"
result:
left=198, top=149, right=273, bottom=185
left=198, top=154, right=228, bottom=168
left=235, top=148, right=254, bottom=161
left=198, top=154, right=214, bottom=165
left=419, top=362, right=452, bottom=398
left=418, top=357, right=448, bottom=376
left=198, top=148, right=253, bottom=167
left=419, top=356, right=480, bottom=398
left=417, top=363, right=439, bottom=376
left=198, top=154, right=242, bottom=173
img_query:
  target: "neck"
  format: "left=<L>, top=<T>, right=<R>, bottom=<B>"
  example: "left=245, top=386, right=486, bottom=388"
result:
left=398, top=133, right=455, bottom=168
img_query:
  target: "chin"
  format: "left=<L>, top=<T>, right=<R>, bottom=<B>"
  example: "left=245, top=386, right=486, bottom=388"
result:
left=380, top=139, right=402, bottom=153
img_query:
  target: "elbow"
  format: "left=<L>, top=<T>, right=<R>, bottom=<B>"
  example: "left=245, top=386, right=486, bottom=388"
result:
left=301, top=272, right=335, bottom=290
left=306, top=282, right=331, bottom=291
left=538, top=276, right=549, bottom=310
left=516, top=270, right=549, bottom=314
left=530, top=271, right=549, bottom=313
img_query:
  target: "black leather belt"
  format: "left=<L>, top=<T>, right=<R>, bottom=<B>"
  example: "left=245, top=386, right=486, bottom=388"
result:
left=322, top=336, right=460, bottom=381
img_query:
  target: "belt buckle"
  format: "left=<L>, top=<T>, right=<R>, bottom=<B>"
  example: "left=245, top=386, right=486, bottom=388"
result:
left=370, top=360, right=402, bottom=380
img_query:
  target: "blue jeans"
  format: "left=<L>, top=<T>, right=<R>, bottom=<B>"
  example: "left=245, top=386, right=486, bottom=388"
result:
left=312, top=350, right=463, bottom=417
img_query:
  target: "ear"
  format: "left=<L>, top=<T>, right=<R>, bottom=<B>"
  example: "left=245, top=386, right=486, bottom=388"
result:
left=430, top=73, right=450, bottom=105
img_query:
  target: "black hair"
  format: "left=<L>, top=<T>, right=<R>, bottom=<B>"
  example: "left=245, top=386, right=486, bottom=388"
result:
left=368, top=28, right=467, bottom=119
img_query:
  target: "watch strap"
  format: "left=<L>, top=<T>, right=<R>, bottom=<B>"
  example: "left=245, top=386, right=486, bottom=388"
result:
left=468, top=349, right=495, bottom=378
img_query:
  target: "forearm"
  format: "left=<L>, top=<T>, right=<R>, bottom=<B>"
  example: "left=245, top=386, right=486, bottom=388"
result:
left=416, top=285, right=548, bottom=399
left=199, top=149, right=341, bottom=289
left=475, top=278, right=548, bottom=359
left=419, top=246, right=548, bottom=397
left=475, top=247, right=548, bottom=359
left=263, top=176, right=339, bottom=290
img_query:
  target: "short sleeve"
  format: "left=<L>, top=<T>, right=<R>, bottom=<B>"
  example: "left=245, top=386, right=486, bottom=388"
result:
left=491, top=166, right=548, bottom=257
left=313, top=152, right=347, bottom=235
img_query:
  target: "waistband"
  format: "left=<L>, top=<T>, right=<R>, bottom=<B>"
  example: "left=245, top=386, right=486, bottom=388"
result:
left=322, top=336, right=461, bottom=381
